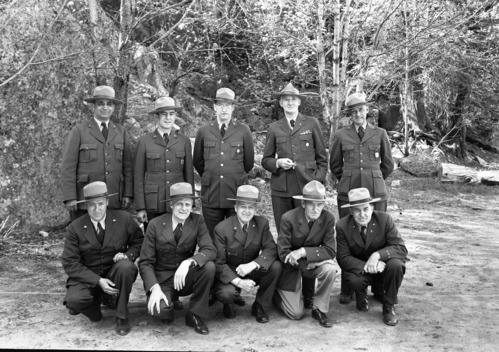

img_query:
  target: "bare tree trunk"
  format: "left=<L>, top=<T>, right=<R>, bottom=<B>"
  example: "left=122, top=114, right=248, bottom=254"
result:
left=87, top=0, right=105, bottom=85
left=317, top=0, right=330, bottom=126
left=113, top=0, right=133, bottom=125
left=328, top=0, right=342, bottom=152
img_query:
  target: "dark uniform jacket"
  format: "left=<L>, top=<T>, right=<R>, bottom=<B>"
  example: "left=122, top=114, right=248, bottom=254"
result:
left=138, top=212, right=217, bottom=292
left=262, top=114, right=328, bottom=197
left=61, top=118, right=133, bottom=210
left=329, top=123, right=394, bottom=202
left=61, top=209, right=143, bottom=287
left=134, top=129, right=194, bottom=213
left=193, top=119, right=254, bottom=208
left=213, top=214, right=278, bottom=284
left=276, top=207, right=336, bottom=291
left=336, top=211, right=408, bottom=275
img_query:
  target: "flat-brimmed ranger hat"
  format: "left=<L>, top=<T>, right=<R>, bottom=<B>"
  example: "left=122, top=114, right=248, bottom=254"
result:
left=227, top=185, right=260, bottom=203
left=84, top=86, right=123, bottom=104
left=345, top=92, right=369, bottom=109
left=340, top=188, right=381, bottom=208
left=75, top=181, right=118, bottom=203
left=292, top=180, right=334, bottom=202
left=272, top=83, right=317, bottom=101
left=162, top=182, right=200, bottom=203
left=212, top=88, right=237, bottom=104
left=148, top=96, right=182, bottom=114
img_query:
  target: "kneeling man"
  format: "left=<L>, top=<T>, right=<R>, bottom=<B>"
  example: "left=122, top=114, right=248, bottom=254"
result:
left=138, top=182, right=216, bottom=335
left=62, top=181, right=144, bottom=336
left=274, top=180, right=337, bottom=328
left=213, top=185, right=281, bottom=323
left=336, top=188, right=408, bottom=326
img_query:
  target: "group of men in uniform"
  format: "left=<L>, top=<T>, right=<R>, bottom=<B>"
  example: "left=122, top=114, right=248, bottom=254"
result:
left=60, top=84, right=408, bottom=336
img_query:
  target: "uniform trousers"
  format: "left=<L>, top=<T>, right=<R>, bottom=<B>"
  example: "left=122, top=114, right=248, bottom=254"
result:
left=64, top=259, right=138, bottom=320
left=147, top=261, right=215, bottom=321
left=343, top=258, right=405, bottom=305
left=274, top=262, right=336, bottom=320
left=215, top=261, right=282, bottom=308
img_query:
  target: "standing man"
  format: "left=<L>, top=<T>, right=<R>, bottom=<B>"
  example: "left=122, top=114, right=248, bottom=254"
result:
left=193, top=87, right=254, bottom=237
left=61, top=86, right=133, bottom=222
left=213, top=185, right=281, bottom=323
left=62, top=181, right=143, bottom=336
left=329, top=92, right=394, bottom=304
left=138, top=183, right=216, bottom=335
left=134, top=96, right=194, bottom=227
left=336, top=188, right=408, bottom=326
left=274, top=181, right=337, bottom=328
left=262, top=83, right=328, bottom=309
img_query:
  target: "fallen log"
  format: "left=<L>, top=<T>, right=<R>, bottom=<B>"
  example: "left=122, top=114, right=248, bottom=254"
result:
left=438, top=163, right=499, bottom=185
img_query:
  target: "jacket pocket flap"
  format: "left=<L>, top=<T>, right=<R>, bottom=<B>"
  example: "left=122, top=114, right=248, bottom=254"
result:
left=369, top=145, right=380, bottom=151
left=227, top=249, right=239, bottom=256
left=230, top=141, right=243, bottom=147
left=77, top=174, right=89, bottom=182
left=146, top=153, right=160, bottom=159
left=372, top=169, right=383, bottom=178
left=176, top=151, right=186, bottom=157
left=299, top=134, right=312, bottom=140
left=80, top=144, right=97, bottom=150
left=342, top=145, right=355, bottom=151
left=204, top=141, right=216, bottom=147
left=114, top=143, right=124, bottom=150
left=145, top=184, right=159, bottom=193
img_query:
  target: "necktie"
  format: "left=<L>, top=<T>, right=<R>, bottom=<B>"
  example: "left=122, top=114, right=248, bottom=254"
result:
left=358, top=126, right=365, bottom=141
left=360, top=226, right=367, bottom=243
left=243, top=224, right=248, bottom=234
left=308, top=220, right=314, bottom=230
left=101, top=122, right=108, bottom=140
left=174, top=223, right=183, bottom=243
left=96, top=222, right=105, bottom=244
left=221, top=123, right=226, bottom=137
left=290, top=120, right=295, bottom=128
left=164, top=132, right=169, bottom=146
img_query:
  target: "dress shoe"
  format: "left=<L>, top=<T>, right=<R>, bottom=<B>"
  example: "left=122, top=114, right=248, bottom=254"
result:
left=234, top=291, right=246, bottom=306
left=115, top=317, right=131, bottom=336
left=304, top=297, right=314, bottom=310
left=223, top=303, right=236, bottom=319
left=339, top=293, right=354, bottom=304
left=312, top=308, right=333, bottom=328
left=68, top=308, right=80, bottom=316
left=89, top=310, right=102, bottom=322
left=382, top=304, right=399, bottom=326
left=355, top=290, right=369, bottom=312
left=173, top=299, right=184, bottom=310
left=251, top=302, right=269, bottom=323
left=186, top=312, right=209, bottom=335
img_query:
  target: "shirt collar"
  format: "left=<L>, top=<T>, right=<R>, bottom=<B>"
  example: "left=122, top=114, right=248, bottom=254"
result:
left=355, top=123, right=368, bottom=132
left=95, top=118, right=109, bottom=129
left=90, top=215, right=106, bottom=230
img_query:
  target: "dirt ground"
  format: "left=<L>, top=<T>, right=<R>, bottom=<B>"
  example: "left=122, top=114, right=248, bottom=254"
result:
left=1, top=168, right=498, bottom=351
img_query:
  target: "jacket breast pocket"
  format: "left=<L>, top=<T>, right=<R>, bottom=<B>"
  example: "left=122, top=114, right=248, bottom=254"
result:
left=79, top=144, right=97, bottom=163
left=227, top=249, right=239, bottom=257
left=299, top=134, right=315, bottom=152
left=114, top=143, right=124, bottom=162
left=369, top=144, right=381, bottom=161
left=276, top=136, right=288, bottom=157
left=342, top=145, right=356, bottom=163
left=146, top=153, right=160, bottom=171
left=203, top=141, right=216, bottom=160
left=176, top=151, right=186, bottom=166
left=230, top=141, right=244, bottom=160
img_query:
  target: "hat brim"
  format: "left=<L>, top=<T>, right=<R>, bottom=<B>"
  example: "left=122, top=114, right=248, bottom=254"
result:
left=75, top=193, right=118, bottom=204
left=161, top=195, right=201, bottom=203
left=212, top=98, right=237, bottom=105
left=148, top=106, right=183, bottom=115
left=340, top=197, right=382, bottom=208
left=84, top=97, right=124, bottom=105
left=292, top=195, right=334, bottom=202
left=227, top=197, right=260, bottom=203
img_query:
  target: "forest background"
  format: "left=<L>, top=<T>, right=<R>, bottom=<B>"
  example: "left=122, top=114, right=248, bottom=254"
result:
left=1, top=0, right=499, bottom=231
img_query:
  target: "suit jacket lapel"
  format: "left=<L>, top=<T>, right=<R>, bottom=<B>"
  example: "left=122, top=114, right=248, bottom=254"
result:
left=177, top=216, right=193, bottom=246
left=232, top=217, right=247, bottom=247
left=244, top=219, right=256, bottom=249
left=102, top=211, right=117, bottom=248
left=152, top=129, right=167, bottom=147
left=348, top=217, right=366, bottom=249
left=161, top=214, right=176, bottom=246
left=167, top=131, right=179, bottom=148
left=362, top=123, right=375, bottom=143
left=208, top=122, right=223, bottom=139
left=223, top=120, right=238, bottom=140
left=277, top=118, right=292, bottom=135
left=82, top=215, right=101, bottom=249
left=365, top=219, right=377, bottom=249
left=88, top=119, right=105, bottom=143
left=106, top=122, right=118, bottom=143
left=291, top=114, right=306, bottom=135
